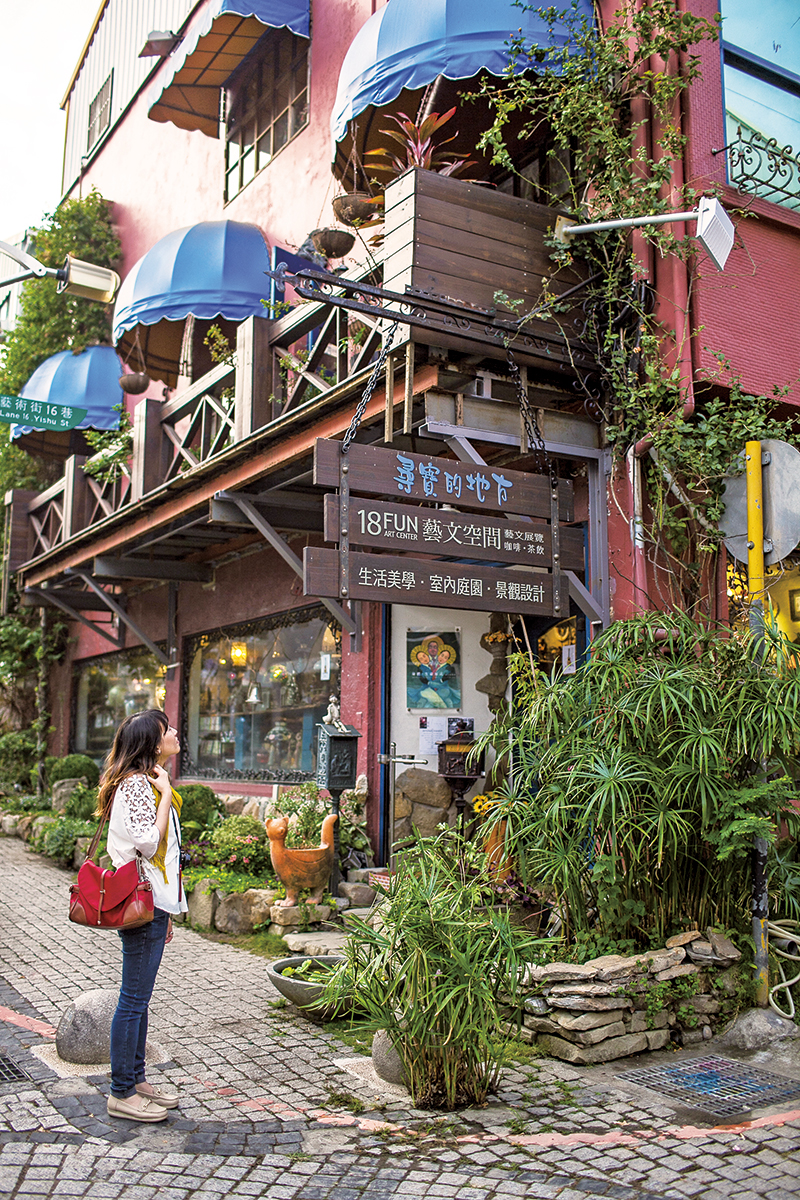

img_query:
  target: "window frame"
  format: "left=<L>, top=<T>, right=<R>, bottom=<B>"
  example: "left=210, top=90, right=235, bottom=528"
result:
left=87, top=70, right=114, bottom=154
left=223, top=28, right=309, bottom=203
left=71, top=643, right=167, bottom=762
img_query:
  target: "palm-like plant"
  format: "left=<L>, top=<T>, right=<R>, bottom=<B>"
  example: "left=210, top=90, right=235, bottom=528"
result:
left=475, top=611, right=800, bottom=949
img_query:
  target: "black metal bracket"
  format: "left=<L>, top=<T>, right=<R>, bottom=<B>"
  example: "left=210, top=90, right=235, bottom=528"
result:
left=266, top=264, right=600, bottom=366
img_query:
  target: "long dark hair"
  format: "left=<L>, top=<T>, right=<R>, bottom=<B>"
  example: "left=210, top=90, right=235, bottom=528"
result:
left=97, top=709, right=169, bottom=818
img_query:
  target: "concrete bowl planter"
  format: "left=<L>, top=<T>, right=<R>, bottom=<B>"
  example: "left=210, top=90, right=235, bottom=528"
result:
left=266, top=955, right=347, bottom=1021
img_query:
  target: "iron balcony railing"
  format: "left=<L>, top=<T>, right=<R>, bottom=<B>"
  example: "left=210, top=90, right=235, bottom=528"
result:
left=715, top=121, right=800, bottom=212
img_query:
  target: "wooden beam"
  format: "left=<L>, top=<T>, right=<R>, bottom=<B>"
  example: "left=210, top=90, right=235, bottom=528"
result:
left=93, top=557, right=214, bottom=582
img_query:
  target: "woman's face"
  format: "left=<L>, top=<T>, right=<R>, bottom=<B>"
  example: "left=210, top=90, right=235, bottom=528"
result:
left=158, top=723, right=180, bottom=762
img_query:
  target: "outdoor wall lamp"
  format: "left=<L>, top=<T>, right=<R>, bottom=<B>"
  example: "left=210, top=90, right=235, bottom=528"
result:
left=0, top=241, right=120, bottom=303
left=554, top=196, right=735, bottom=271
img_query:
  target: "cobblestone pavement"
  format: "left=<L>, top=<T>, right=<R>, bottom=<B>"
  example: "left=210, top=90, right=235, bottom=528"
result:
left=0, top=837, right=799, bottom=1199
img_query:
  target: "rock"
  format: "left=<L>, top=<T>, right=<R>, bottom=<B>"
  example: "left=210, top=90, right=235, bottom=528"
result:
left=537, top=1032, right=647, bottom=1065
left=1, top=814, right=20, bottom=835
left=522, top=1016, right=563, bottom=1034
left=690, top=995, right=721, bottom=1015
left=186, top=878, right=219, bottom=929
left=682, top=1029, right=704, bottom=1045
left=555, top=1009, right=627, bottom=1032
left=241, top=800, right=261, bottom=818
left=522, top=996, right=551, bottom=1016
left=56, top=988, right=147, bottom=1065
left=16, top=815, right=34, bottom=842
left=702, top=1025, right=713, bottom=1040
left=574, top=1021, right=626, bottom=1046
left=372, top=1030, right=407, bottom=1086
left=283, top=930, right=347, bottom=954
left=646, top=948, right=686, bottom=974
left=595, top=948, right=685, bottom=981
left=73, top=837, right=92, bottom=869
left=524, top=962, right=597, bottom=985
left=32, top=815, right=57, bottom=837
left=714, top=966, right=742, bottom=995
left=646, top=1029, right=671, bottom=1050
left=548, top=982, right=625, bottom=997
left=547, top=995, right=633, bottom=1012
left=407, top=802, right=450, bottom=838
left=268, top=903, right=331, bottom=927
left=654, top=963, right=699, bottom=983
left=223, top=796, right=244, bottom=816
left=706, top=929, right=742, bottom=962
left=51, top=778, right=87, bottom=813
left=342, top=906, right=375, bottom=927
left=718, top=1008, right=800, bottom=1051
left=346, top=868, right=374, bottom=883
left=394, top=791, right=412, bottom=820
left=215, top=888, right=279, bottom=934
left=332, top=897, right=350, bottom=910
left=338, top=881, right=375, bottom=907
left=395, top=768, right=452, bottom=811
left=666, top=931, right=702, bottom=949
left=268, top=922, right=301, bottom=936
left=628, top=1011, right=669, bottom=1033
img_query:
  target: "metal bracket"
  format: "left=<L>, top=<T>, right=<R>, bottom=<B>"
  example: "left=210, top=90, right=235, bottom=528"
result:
left=215, top=491, right=356, bottom=634
left=23, top=587, right=121, bottom=648
left=66, top=569, right=169, bottom=664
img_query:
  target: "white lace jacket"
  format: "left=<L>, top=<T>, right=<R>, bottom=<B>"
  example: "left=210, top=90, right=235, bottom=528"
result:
left=106, top=773, right=188, bottom=915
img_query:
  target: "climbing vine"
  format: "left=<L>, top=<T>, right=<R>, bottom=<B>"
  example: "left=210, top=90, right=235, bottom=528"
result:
left=474, top=0, right=797, bottom=611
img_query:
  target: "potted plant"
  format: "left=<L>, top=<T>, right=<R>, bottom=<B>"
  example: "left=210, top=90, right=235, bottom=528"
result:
left=364, top=107, right=477, bottom=184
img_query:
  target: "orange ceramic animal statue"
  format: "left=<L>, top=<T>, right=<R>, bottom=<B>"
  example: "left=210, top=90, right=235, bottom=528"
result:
left=266, top=812, right=338, bottom=906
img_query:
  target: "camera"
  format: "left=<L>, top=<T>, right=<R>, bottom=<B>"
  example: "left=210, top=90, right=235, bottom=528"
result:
left=179, top=849, right=192, bottom=869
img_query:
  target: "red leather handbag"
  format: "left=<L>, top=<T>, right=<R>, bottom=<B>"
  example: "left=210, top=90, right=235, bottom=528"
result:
left=69, top=817, right=154, bottom=930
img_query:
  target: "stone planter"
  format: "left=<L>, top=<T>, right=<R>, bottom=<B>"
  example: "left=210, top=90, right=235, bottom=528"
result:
left=266, top=955, right=346, bottom=1021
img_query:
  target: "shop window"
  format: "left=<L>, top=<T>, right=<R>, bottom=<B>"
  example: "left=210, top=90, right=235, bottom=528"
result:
left=182, top=605, right=341, bottom=782
left=224, top=28, right=308, bottom=202
left=73, top=647, right=167, bottom=762
left=87, top=72, right=113, bottom=153
left=719, top=1, right=800, bottom=211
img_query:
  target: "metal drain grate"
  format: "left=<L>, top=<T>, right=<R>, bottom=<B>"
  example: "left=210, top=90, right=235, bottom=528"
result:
left=0, top=1055, right=31, bottom=1085
left=617, top=1055, right=800, bottom=1118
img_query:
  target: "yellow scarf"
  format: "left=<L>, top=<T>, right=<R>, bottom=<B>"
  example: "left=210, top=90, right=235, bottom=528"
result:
left=150, top=785, right=183, bottom=883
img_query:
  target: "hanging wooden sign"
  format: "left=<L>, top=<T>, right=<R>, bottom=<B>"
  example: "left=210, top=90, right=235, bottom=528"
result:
left=323, top=495, right=585, bottom=570
left=304, top=547, right=557, bottom=616
left=314, top=438, right=573, bottom=520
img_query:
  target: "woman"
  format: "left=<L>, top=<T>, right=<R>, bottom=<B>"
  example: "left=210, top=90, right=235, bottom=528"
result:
left=98, top=708, right=187, bottom=1122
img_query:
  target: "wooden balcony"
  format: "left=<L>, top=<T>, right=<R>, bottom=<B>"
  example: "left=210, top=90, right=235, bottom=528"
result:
left=4, top=172, right=598, bottom=603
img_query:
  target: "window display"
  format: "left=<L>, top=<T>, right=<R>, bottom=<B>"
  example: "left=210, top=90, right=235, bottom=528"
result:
left=73, top=648, right=167, bottom=761
left=182, top=605, right=341, bottom=781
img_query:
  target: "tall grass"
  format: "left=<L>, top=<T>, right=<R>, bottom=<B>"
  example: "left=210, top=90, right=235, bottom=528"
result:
left=475, top=611, right=800, bottom=948
left=323, top=829, right=541, bottom=1109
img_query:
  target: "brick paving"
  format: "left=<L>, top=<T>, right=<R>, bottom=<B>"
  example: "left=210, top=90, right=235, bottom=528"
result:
left=0, top=837, right=799, bottom=1198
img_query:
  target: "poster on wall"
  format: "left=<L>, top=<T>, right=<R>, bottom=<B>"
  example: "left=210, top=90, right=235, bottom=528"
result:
left=406, top=631, right=462, bottom=709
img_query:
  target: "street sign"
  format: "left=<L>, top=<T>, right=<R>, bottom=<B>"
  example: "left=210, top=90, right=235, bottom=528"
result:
left=0, top=395, right=87, bottom=431
left=314, top=438, right=573, bottom=520
left=722, top=439, right=800, bottom=566
left=323, top=494, right=585, bottom=569
left=304, top=546, right=555, bottom=615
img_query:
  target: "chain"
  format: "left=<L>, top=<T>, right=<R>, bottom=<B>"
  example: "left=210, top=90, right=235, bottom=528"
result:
left=341, top=319, right=401, bottom=454
left=506, top=346, right=557, bottom=489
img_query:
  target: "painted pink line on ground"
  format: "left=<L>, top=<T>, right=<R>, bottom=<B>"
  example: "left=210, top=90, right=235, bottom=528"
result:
left=0, top=1006, right=56, bottom=1038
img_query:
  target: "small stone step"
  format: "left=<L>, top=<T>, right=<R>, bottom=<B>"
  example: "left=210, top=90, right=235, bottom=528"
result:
left=342, top=907, right=374, bottom=926
left=282, top=930, right=348, bottom=955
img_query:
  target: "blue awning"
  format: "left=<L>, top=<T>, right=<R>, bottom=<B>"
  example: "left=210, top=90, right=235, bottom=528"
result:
left=112, top=220, right=271, bottom=388
left=149, top=0, right=310, bottom=136
left=12, top=346, right=124, bottom=440
left=331, top=0, right=594, bottom=148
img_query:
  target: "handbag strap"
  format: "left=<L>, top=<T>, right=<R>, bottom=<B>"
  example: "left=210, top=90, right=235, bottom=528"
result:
left=86, top=815, right=108, bottom=863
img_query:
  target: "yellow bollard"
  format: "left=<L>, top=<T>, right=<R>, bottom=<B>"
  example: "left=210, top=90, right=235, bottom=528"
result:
left=745, top=440, right=769, bottom=1008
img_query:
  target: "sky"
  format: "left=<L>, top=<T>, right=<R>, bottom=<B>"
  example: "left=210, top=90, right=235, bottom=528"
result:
left=0, top=1, right=101, bottom=239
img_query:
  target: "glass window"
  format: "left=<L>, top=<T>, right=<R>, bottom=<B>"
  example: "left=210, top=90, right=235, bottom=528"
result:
left=182, top=605, right=341, bottom=782
left=720, top=0, right=800, bottom=211
left=73, top=647, right=167, bottom=763
left=224, top=28, right=309, bottom=202
left=87, top=72, right=113, bottom=153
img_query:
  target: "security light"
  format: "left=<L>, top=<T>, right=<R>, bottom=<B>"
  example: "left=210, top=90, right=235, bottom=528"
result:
left=0, top=240, right=119, bottom=303
left=139, top=31, right=181, bottom=57
left=555, top=196, right=735, bottom=271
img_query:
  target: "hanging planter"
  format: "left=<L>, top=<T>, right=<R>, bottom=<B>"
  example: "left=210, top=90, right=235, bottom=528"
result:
left=118, top=371, right=150, bottom=394
left=310, top=227, right=356, bottom=260
left=332, top=192, right=384, bottom=227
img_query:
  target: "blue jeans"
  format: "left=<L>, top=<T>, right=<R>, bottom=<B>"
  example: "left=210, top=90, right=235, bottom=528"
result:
left=109, top=908, right=169, bottom=1098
